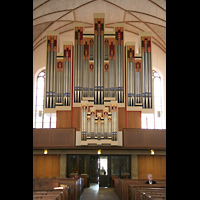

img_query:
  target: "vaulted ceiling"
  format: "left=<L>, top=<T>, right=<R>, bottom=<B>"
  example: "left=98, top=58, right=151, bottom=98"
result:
left=33, top=0, right=166, bottom=52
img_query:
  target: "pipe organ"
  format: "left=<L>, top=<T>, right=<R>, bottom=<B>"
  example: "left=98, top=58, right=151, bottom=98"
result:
left=72, top=14, right=125, bottom=105
left=81, top=101, right=118, bottom=142
left=43, top=13, right=153, bottom=145
left=126, top=33, right=153, bottom=109
left=44, top=32, right=72, bottom=110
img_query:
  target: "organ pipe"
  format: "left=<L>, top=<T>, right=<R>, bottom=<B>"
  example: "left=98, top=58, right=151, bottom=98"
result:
left=45, top=35, right=57, bottom=108
left=127, top=45, right=135, bottom=106
left=91, top=110, right=95, bottom=139
left=81, top=104, right=87, bottom=141
left=104, top=110, right=108, bottom=139
left=74, top=26, right=83, bottom=103
left=87, top=113, right=91, bottom=139
left=94, top=17, right=104, bottom=104
left=111, top=104, right=117, bottom=141
left=115, top=26, right=124, bottom=103
left=141, top=35, right=152, bottom=109
left=63, top=44, right=71, bottom=106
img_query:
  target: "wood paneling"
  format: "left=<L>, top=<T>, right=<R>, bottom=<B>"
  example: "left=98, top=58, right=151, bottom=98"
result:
left=118, top=108, right=125, bottom=131
left=51, top=129, right=75, bottom=146
left=73, top=107, right=81, bottom=131
left=138, top=155, right=146, bottom=179
left=56, top=111, right=71, bottom=128
left=33, top=129, right=52, bottom=146
left=127, top=111, right=141, bottom=128
left=33, top=128, right=76, bottom=148
left=123, top=128, right=166, bottom=149
left=33, top=155, right=60, bottom=178
left=138, top=155, right=166, bottom=180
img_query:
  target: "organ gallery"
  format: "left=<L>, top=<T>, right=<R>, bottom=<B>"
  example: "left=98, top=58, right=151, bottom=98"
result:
left=44, top=13, right=153, bottom=144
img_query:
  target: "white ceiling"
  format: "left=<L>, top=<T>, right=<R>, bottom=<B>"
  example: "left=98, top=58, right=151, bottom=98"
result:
left=33, top=0, right=166, bottom=52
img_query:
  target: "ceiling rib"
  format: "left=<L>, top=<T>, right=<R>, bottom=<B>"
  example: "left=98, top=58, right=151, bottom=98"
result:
left=33, top=0, right=165, bottom=52
left=33, top=0, right=96, bottom=44
left=147, top=0, right=166, bottom=12
left=33, top=0, right=51, bottom=11
left=102, top=0, right=165, bottom=47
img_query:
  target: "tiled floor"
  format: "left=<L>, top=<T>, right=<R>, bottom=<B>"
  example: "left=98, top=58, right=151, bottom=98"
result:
left=80, top=183, right=120, bottom=200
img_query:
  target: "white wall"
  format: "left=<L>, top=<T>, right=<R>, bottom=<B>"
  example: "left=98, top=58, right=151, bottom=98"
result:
left=33, top=29, right=166, bottom=128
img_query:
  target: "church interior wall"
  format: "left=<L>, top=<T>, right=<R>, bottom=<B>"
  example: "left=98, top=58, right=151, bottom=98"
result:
left=33, top=150, right=166, bottom=180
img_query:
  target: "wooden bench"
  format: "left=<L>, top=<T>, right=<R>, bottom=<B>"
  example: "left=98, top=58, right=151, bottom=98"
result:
left=131, top=185, right=166, bottom=200
left=33, top=177, right=84, bottom=200
left=114, top=179, right=166, bottom=200
left=33, top=191, right=64, bottom=200
left=135, top=188, right=166, bottom=200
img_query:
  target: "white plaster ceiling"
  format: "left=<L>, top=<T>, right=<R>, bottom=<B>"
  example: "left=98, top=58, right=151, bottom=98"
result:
left=33, top=0, right=166, bottom=52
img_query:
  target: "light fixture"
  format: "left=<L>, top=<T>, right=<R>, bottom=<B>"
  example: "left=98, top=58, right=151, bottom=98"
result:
left=97, top=149, right=101, bottom=154
left=151, top=149, right=154, bottom=155
left=44, top=149, right=48, bottom=154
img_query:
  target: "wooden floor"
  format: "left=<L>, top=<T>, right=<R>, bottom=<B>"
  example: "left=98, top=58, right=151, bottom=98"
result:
left=80, top=183, right=119, bottom=200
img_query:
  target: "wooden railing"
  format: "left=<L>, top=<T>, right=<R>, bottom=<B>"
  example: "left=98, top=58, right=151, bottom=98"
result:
left=123, top=128, right=166, bottom=149
left=33, top=128, right=75, bottom=149
left=33, top=128, right=166, bottom=150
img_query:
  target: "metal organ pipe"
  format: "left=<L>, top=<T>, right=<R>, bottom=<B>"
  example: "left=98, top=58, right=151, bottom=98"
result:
left=104, top=110, right=108, bottom=139
left=87, top=113, right=91, bottom=139
left=53, top=36, right=56, bottom=108
left=97, top=21, right=100, bottom=104
left=46, top=36, right=50, bottom=108
left=97, top=115, right=101, bottom=140
left=111, top=104, right=117, bottom=141
left=115, top=30, right=118, bottom=103
left=81, top=104, right=87, bottom=141
left=91, top=110, right=95, bottom=139
left=68, top=52, right=71, bottom=106
left=94, top=19, right=98, bottom=104
left=148, top=37, right=152, bottom=108
left=74, top=26, right=83, bottom=103
left=101, top=118, right=104, bottom=139
left=142, top=37, right=146, bottom=108
left=50, top=38, right=53, bottom=108
left=145, top=38, right=148, bottom=109
left=100, top=19, right=104, bottom=104
left=108, top=114, right=112, bottom=139
left=77, top=31, right=80, bottom=102
left=95, top=117, right=98, bottom=139
left=74, top=28, right=78, bottom=103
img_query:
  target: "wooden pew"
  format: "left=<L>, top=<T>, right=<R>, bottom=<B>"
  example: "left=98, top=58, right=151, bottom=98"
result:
left=145, top=195, right=166, bottom=200
left=34, top=179, right=60, bottom=190
left=135, top=188, right=166, bottom=200
left=59, top=178, right=84, bottom=200
left=33, top=191, right=63, bottom=200
left=114, top=179, right=166, bottom=200
left=131, top=185, right=166, bottom=200
left=33, top=196, right=60, bottom=200
left=33, top=178, right=84, bottom=200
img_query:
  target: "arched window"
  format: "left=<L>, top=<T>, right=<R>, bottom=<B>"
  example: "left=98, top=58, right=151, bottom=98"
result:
left=141, top=70, right=163, bottom=129
left=35, top=70, right=56, bottom=128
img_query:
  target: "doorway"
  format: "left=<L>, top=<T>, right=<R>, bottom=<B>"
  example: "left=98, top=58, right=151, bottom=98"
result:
left=67, top=154, right=131, bottom=187
left=90, top=155, right=109, bottom=187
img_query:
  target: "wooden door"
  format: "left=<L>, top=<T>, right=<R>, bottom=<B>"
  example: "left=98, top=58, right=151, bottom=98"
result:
left=90, top=155, right=99, bottom=183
